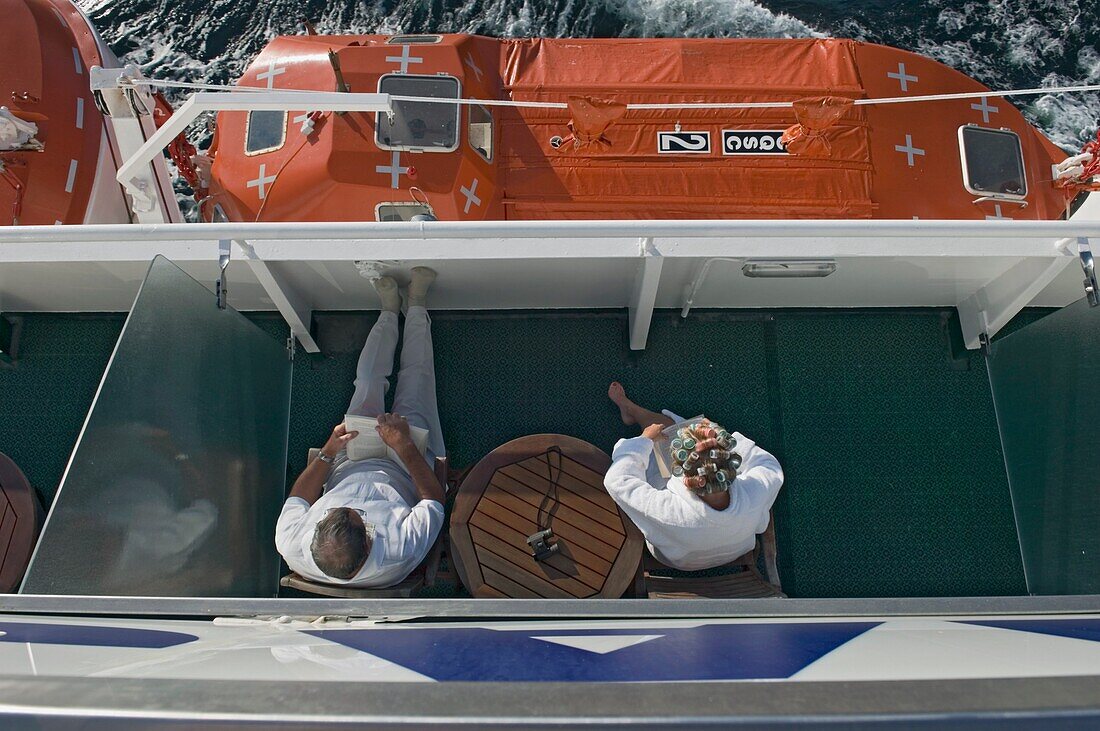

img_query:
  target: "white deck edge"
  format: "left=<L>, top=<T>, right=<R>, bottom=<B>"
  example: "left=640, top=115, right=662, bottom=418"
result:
left=1, top=219, right=1090, bottom=350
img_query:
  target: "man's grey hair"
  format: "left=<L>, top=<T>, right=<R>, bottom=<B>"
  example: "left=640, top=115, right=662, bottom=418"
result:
left=311, top=508, right=372, bottom=580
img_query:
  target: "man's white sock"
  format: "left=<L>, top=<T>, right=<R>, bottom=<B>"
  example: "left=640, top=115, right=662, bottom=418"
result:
left=373, top=276, right=402, bottom=313
left=408, top=267, right=437, bottom=308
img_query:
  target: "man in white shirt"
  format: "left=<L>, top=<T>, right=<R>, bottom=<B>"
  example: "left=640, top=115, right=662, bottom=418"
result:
left=604, top=382, right=784, bottom=571
left=275, top=268, right=447, bottom=588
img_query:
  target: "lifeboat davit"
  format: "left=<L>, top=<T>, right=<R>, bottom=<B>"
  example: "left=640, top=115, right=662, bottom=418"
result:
left=0, top=0, right=141, bottom=226
left=201, top=34, right=1073, bottom=223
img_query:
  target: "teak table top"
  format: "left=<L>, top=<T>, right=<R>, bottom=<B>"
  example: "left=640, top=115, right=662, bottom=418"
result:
left=449, top=434, right=644, bottom=599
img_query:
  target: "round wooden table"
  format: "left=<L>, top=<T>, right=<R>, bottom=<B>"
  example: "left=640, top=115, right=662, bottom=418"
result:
left=449, top=434, right=644, bottom=598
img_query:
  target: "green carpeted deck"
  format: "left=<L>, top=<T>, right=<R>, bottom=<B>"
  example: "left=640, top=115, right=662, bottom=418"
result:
left=1, top=308, right=1043, bottom=598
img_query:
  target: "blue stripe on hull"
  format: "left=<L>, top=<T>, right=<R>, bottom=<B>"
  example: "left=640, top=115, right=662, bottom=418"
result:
left=0, top=622, right=197, bottom=648
left=961, top=619, right=1100, bottom=643
left=307, top=622, right=880, bottom=682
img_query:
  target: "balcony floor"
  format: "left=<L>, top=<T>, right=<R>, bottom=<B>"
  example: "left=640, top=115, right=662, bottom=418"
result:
left=1, top=307, right=1046, bottom=598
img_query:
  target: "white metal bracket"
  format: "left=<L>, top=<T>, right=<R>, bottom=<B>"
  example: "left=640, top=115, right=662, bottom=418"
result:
left=1076, top=237, right=1100, bottom=307
left=627, top=237, right=663, bottom=350
left=89, top=64, right=183, bottom=224
left=216, top=239, right=231, bottom=309
left=956, top=238, right=1079, bottom=349
left=233, top=240, right=320, bottom=353
left=115, top=90, right=391, bottom=206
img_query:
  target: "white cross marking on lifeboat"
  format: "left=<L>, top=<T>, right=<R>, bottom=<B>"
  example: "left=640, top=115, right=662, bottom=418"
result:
left=970, top=96, right=999, bottom=124
left=464, top=53, right=483, bottom=82
left=460, top=178, right=482, bottom=214
left=894, top=134, right=925, bottom=167
left=76, top=97, right=84, bottom=129
left=376, top=151, right=409, bottom=189
left=985, top=204, right=1012, bottom=220
left=386, top=45, right=423, bottom=74
left=887, top=62, right=917, bottom=92
left=64, top=160, right=78, bottom=193
left=247, top=164, right=277, bottom=199
left=72, top=48, right=83, bottom=75
left=257, top=62, right=286, bottom=89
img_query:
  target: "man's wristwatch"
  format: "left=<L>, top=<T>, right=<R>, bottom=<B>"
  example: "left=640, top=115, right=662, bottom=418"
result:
left=317, top=451, right=336, bottom=465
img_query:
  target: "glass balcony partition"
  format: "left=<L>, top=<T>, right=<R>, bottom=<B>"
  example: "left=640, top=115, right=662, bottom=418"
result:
left=21, top=257, right=292, bottom=597
left=987, top=297, right=1100, bottom=595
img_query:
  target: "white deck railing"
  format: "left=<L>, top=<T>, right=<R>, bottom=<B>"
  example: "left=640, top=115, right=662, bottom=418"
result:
left=0, top=218, right=1094, bottom=353
left=2, top=218, right=1100, bottom=246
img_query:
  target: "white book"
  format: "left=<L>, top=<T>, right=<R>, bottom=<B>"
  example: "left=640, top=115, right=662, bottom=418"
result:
left=343, top=414, right=430, bottom=470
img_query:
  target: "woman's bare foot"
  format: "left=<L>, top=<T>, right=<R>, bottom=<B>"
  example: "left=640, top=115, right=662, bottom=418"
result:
left=608, top=381, right=639, bottom=425
left=609, top=381, right=676, bottom=431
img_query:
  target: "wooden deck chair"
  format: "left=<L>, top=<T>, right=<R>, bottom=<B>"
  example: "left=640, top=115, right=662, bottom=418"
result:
left=642, top=509, right=785, bottom=599
left=0, top=452, right=44, bottom=593
left=279, top=451, right=451, bottom=598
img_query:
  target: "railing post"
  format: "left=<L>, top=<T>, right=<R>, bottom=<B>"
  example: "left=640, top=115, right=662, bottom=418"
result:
left=628, top=237, right=663, bottom=350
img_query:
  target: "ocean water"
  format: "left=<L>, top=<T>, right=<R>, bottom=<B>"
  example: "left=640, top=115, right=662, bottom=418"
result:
left=81, top=0, right=1099, bottom=150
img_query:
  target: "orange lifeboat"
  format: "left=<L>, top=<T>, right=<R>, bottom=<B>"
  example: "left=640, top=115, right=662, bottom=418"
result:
left=201, top=34, right=1073, bottom=223
left=0, top=0, right=132, bottom=225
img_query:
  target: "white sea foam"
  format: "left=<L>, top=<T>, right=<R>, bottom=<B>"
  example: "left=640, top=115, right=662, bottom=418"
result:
left=573, top=0, right=819, bottom=39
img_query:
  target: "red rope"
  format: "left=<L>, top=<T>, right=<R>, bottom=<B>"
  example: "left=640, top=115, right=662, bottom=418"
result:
left=151, top=92, right=207, bottom=201
left=1080, top=129, right=1100, bottom=182
left=0, top=159, right=25, bottom=225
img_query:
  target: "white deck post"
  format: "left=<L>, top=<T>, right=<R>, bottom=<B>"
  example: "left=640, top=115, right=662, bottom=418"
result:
left=89, top=65, right=183, bottom=223
left=233, top=240, right=320, bottom=353
left=628, top=237, right=663, bottom=350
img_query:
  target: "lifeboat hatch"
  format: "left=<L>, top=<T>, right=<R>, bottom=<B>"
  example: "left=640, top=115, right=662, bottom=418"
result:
left=958, top=125, right=1028, bottom=202
left=469, top=105, right=493, bottom=162
left=244, top=110, right=287, bottom=156
left=386, top=35, right=443, bottom=45
left=376, top=74, right=461, bottom=153
left=376, top=202, right=433, bottom=221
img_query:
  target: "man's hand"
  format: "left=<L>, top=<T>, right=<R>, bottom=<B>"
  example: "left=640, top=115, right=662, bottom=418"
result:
left=642, top=423, right=665, bottom=440
left=376, top=413, right=415, bottom=454
left=321, top=423, right=359, bottom=458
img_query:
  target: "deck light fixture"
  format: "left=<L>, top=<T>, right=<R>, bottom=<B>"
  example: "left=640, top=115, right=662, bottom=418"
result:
left=741, top=260, right=837, bottom=278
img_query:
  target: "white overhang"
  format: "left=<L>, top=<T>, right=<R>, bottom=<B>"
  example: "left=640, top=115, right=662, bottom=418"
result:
left=0, top=219, right=1094, bottom=352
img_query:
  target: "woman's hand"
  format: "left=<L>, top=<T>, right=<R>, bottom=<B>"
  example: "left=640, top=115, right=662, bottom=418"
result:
left=642, top=423, right=665, bottom=440
left=321, top=423, right=359, bottom=458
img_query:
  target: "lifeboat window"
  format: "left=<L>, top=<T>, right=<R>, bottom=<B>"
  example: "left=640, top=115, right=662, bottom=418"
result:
left=386, top=35, right=442, bottom=44
left=245, top=110, right=286, bottom=155
left=376, top=74, right=460, bottom=153
left=958, top=125, right=1027, bottom=200
left=468, top=104, right=493, bottom=161
left=376, top=203, right=433, bottom=221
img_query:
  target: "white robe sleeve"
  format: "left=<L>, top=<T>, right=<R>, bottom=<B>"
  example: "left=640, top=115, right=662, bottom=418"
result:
left=275, top=497, right=310, bottom=559
left=726, top=434, right=785, bottom=531
left=604, top=437, right=700, bottom=528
